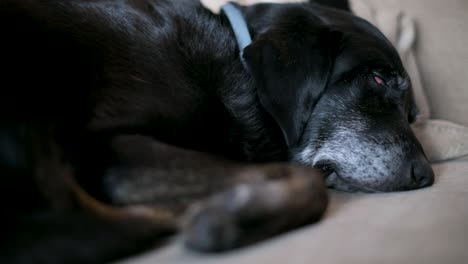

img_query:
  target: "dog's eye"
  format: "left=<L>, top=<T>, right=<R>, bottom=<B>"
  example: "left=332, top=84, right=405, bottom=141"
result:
left=373, top=75, right=385, bottom=85
left=371, top=69, right=388, bottom=86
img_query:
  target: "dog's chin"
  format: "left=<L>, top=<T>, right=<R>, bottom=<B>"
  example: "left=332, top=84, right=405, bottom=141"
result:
left=325, top=172, right=382, bottom=193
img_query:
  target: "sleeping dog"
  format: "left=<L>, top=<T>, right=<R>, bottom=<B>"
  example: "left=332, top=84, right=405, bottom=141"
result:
left=0, top=0, right=434, bottom=263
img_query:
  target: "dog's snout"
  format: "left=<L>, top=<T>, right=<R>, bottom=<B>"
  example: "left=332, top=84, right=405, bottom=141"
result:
left=408, top=158, right=434, bottom=189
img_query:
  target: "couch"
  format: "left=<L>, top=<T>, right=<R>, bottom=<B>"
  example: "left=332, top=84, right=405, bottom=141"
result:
left=118, top=1, right=468, bottom=263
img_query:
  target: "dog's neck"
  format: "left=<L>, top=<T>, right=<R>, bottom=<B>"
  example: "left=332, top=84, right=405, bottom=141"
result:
left=213, top=6, right=288, bottom=162
left=156, top=3, right=286, bottom=162
left=135, top=2, right=288, bottom=162
left=218, top=64, right=287, bottom=162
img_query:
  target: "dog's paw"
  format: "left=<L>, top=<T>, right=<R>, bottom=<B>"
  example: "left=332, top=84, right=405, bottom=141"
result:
left=184, top=206, right=241, bottom=252
left=182, top=165, right=327, bottom=252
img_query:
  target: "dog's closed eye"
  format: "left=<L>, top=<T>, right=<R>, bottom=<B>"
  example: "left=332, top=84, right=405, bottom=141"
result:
left=373, top=75, right=385, bottom=85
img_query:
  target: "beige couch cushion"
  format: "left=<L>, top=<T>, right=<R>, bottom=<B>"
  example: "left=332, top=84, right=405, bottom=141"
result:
left=118, top=160, right=468, bottom=264
left=413, top=120, right=468, bottom=162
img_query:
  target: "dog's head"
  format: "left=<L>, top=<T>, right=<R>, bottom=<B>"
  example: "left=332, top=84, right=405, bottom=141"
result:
left=243, top=3, right=434, bottom=192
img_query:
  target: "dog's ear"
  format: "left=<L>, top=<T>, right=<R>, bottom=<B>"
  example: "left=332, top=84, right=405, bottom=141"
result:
left=243, top=23, right=341, bottom=147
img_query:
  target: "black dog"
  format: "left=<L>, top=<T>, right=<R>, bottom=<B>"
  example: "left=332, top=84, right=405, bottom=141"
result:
left=0, top=0, right=434, bottom=263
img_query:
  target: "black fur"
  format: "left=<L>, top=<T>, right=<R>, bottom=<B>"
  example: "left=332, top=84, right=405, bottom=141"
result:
left=0, top=0, right=433, bottom=263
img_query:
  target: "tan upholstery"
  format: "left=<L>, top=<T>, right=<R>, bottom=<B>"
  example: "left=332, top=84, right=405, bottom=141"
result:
left=119, top=160, right=468, bottom=264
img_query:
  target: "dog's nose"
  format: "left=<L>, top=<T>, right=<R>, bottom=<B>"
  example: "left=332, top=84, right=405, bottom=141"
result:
left=408, top=158, right=434, bottom=189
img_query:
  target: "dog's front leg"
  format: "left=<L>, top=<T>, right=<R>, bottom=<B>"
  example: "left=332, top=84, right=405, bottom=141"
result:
left=183, top=164, right=327, bottom=251
left=105, top=135, right=328, bottom=251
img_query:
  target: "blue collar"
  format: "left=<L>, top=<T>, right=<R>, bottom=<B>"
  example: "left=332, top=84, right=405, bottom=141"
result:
left=221, top=3, right=252, bottom=68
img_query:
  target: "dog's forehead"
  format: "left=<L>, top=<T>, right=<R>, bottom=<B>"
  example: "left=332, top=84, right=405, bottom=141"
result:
left=312, top=6, right=403, bottom=74
left=316, top=6, right=391, bottom=44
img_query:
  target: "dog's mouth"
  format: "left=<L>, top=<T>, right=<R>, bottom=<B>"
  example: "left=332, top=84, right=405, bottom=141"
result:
left=325, top=172, right=385, bottom=193
left=314, top=162, right=383, bottom=193
left=314, top=162, right=335, bottom=178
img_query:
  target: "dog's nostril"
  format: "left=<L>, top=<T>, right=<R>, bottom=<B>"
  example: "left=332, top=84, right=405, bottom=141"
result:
left=410, top=160, right=435, bottom=189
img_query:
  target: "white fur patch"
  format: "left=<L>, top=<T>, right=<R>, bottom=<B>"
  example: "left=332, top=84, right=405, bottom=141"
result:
left=317, top=129, right=402, bottom=182
left=294, top=127, right=404, bottom=190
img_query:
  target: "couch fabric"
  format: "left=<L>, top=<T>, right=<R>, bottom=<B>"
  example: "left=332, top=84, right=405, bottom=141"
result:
left=120, top=160, right=468, bottom=264
left=119, top=1, right=468, bottom=263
